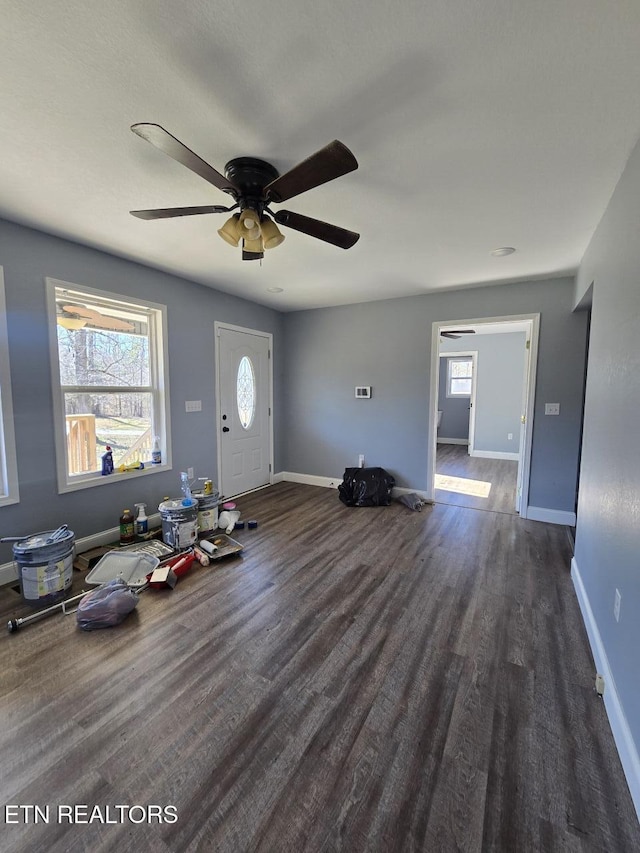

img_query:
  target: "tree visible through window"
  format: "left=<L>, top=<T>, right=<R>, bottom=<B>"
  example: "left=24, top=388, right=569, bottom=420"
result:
left=48, top=280, right=169, bottom=489
left=447, top=356, right=473, bottom=397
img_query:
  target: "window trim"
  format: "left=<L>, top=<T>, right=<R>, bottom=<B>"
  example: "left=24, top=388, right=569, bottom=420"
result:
left=446, top=355, right=474, bottom=398
left=0, top=267, right=20, bottom=506
left=46, top=277, right=172, bottom=493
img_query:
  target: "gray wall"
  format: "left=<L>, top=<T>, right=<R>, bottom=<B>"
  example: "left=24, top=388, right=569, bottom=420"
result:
left=0, top=218, right=283, bottom=563
left=438, top=356, right=470, bottom=441
left=574, top=136, right=640, bottom=756
left=440, top=333, right=526, bottom=454
left=283, top=277, right=587, bottom=512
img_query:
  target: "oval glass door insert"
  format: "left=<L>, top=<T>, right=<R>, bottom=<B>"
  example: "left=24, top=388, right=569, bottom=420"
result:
left=236, top=355, right=256, bottom=429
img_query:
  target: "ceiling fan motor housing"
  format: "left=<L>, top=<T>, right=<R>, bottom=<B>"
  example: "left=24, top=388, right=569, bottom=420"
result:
left=224, top=157, right=280, bottom=216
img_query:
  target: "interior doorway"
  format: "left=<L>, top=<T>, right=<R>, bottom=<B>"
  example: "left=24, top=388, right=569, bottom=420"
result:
left=427, top=314, right=539, bottom=516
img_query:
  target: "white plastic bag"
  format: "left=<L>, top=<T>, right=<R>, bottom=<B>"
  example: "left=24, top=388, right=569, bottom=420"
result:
left=218, top=510, right=240, bottom=534
left=76, top=578, right=140, bottom=631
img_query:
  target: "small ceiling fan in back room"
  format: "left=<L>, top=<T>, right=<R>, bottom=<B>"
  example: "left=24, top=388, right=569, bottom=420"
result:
left=129, top=124, right=360, bottom=261
left=440, top=329, right=476, bottom=340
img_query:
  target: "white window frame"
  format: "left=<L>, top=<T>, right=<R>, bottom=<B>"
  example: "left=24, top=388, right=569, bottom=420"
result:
left=46, top=277, right=172, bottom=493
left=0, top=267, right=20, bottom=506
left=446, top=355, right=473, bottom=398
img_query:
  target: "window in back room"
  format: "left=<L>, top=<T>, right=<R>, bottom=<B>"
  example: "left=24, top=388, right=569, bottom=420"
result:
left=447, top=355, right=473, bottom=397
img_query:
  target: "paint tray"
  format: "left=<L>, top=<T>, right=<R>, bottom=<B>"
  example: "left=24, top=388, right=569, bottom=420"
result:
left=85, top=550, right=159, bottom=588
left=202, top=533, right=244, bottom=560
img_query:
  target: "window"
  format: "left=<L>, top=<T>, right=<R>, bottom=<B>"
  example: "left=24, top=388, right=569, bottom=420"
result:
left=447, top=356, right=473, bottom=397
left=236, top=355, right=256, bottom=429
left=47, top=278, right=171, bottom=492
left=0, top=268, right=19, bottom=506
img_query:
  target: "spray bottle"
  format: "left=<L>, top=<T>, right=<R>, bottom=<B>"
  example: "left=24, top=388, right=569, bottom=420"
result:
left=134, top=504, right=148, bottom=538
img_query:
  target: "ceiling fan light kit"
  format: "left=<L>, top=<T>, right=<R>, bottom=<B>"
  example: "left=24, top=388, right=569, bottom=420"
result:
left=217, top=214, right=242, bottom=246
left=260, top=217, right=285, bottom=249
left=130, top=124, right=359, bottom=261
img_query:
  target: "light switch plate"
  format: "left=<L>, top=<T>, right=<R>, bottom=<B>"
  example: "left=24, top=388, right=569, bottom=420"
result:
left=355, top=386, right=372, bottom=399
left=185, top=400, right=202, bottom=412
left=545, top=403, right=560, bottom=415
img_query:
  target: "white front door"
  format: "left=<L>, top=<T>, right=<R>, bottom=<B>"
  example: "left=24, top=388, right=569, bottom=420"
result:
left=215, top=324, right=272, bottom=498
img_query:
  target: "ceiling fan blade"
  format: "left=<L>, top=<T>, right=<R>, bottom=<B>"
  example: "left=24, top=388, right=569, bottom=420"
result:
left=130, top=205, right=231, bottom=220
left=441, top=330, right=476, bottom=338
left=264, top=140, right=358, bottom=203
left=274, top=210, right=359, bottom=249
left=131, top=123, right=238, bottom=195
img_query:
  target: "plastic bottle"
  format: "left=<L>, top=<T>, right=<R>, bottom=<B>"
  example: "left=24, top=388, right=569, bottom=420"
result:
left=119, top=509, right=135, bottom=545
left=180, top=472, right=194, bottom=506
left=152, top=436, right=162, bottom=465
left=101, top=446, right=114, bottom=475
left=134, top=503, right=148, bottom=538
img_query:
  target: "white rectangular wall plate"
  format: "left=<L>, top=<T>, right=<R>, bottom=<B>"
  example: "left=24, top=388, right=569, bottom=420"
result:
left=544, top=402, right=560, bottom=415
left=185, top=400, right=202, bottom=412
left=355, top=386, right=372, bottom=399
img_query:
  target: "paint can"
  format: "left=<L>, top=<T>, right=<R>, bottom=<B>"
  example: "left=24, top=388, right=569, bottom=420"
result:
left=158, top=499, right=198, bottom=550
left=12, top=529, right=75, bottom=608
left=193, top=489, right=220, bottom=536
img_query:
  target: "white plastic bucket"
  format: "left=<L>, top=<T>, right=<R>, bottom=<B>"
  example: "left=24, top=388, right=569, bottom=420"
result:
left=159, top=499, right=198, bottom=550
left=193, top=490, right=219, bottom=536
left=12, top=529, right=75, bottom=608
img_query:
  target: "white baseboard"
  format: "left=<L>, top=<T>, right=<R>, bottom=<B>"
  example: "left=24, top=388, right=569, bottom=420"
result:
left=525, top=506, right=576, bottom=526
left=275, top=471, right=341, bottom=489
left=571, top=557, right=640, bottom=822
left=274, top=472, right=433, bottom=504
left=437, top=437, right=469, bottom=445
left=470, top=449, right=519, bottom=460
left=392, top=486, right=432, bottom=502
left=0, top=513, right=162, bottom=588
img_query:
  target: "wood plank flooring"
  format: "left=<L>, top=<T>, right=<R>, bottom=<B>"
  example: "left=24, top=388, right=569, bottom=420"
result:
left=1, top=482, right=638, bottom=852
left=436, top=443, right=518, bottom=514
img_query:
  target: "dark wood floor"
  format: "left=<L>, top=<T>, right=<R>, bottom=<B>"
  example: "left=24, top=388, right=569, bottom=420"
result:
left=436, top=443, right=519, bottom=514
left=1, top=482, right=638, bottom=852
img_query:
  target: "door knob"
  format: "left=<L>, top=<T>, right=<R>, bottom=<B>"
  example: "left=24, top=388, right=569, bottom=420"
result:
left=222, top=426, right=230, bottom=433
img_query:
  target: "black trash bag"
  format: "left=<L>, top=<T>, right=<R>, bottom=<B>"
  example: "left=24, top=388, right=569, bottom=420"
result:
left=338, top=467, right=395, bottom=507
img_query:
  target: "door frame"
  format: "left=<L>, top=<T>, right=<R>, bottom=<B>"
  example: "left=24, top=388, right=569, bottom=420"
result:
left=214, top=321, right=274, bottom=498
left=438, top=349, right=478, bottom=454
left=427, top=313, right=540, bottom=517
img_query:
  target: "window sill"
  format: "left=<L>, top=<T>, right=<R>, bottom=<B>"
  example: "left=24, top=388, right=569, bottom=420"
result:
left=0, top=492, right=20, bottom=507
left=58, top=462, right=172, bottom=494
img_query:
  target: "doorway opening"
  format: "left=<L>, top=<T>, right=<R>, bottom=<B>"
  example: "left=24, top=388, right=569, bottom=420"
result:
left=427, top=314, right=539, bottom=516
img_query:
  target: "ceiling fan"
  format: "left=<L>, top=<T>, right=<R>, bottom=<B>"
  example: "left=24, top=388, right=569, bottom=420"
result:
left=440, top=329, right=476, bottom=340
left=129, top=123, right=360, bottom=261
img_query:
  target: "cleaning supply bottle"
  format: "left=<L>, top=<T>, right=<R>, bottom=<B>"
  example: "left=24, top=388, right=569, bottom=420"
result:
left=134, top=503, right=148, bottom=538
left=101, top=445, right=114, bottom=475
left=119, top=509, right=135, bottom=545
left=152, top=436, right=161, bottom=465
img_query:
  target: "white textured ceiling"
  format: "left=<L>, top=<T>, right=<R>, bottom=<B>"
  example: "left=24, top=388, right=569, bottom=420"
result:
left=2, top=1, right=640, bottom=311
